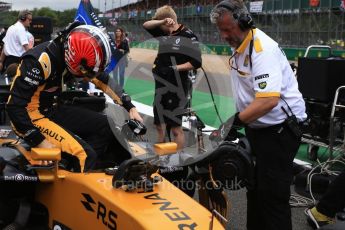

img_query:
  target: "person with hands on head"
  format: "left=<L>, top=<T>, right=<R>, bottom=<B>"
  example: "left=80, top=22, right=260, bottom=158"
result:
left=6, top=22, right=143, bottom=172
left=210, top=1, right=307, bottom=230
left=143, top=5, right=202, bottom=151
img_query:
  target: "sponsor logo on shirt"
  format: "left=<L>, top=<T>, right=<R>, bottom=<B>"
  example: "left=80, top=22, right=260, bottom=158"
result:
left=243, top=55, right=250, bottom=67
left=258, top=81, right=267, bottom=89
left=254, top=74, right=269, bottom=81
left=172, top=37, right=181, bottom=50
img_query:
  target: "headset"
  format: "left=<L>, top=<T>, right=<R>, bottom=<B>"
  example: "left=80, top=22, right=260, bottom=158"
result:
left=18, top=10, right=32, bottom=21
left=213, top=1, right=255, bottom=68
left=215, top=0, right=254, bottom=31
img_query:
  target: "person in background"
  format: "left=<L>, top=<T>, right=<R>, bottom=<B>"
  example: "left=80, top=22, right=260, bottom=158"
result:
left=0, top=10, right=32, bottom=73
left=112, top=27, right=129, bottom=88
left=143, top=5, right=202, bottom=150
left=124, top=32, right=131, bottom=64
left=3, top=63, right=18, bottom=79
left=124, top=32, right=130, bottom=45
left=0, top=27, right=8, bottom=54
left=305, top=169, right=345, bottom=229
left=210, top=1, right=307, bottom=229
left=2, top=63, right=18, bottom=84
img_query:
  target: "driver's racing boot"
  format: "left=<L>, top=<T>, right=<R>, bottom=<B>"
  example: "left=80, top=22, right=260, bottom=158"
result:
left=305, top=207, right=335, bottom=229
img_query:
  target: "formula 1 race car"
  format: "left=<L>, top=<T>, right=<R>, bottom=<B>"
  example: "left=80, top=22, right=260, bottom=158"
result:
left=0, top=139, right=223, bottom=230
left=0, top=91, right=253, bottom=230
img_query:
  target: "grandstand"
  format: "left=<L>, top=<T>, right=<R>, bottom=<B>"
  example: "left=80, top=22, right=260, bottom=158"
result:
left=105, top=0, right=345, bottom=50
left=0, top=1, right=10, bottom=12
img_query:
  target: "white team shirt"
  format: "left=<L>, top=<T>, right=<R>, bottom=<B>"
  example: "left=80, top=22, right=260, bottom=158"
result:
left=26, top=31, right=34, bottom=49
left=230, top=28, right=307, bottom=128
left=2, top=21, right=29, bottom=57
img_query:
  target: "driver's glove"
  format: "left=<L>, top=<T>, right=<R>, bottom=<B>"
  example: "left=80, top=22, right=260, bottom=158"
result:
left=126, top=119, right=147, bottom=135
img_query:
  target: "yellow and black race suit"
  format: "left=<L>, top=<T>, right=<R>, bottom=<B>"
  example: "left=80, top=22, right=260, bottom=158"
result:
left=6, top=40, right=134, bottom=172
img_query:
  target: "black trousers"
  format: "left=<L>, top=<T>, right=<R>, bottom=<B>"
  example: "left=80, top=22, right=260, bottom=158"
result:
left=245, top=123, right=301, bottom=230
left=317, top=169, right=345, bottom=217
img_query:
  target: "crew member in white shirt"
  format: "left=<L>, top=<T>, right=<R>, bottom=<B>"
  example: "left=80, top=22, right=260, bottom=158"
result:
left=0, top=10, right=32, bottom=73
left=210, top=1, right=307, bottom=230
